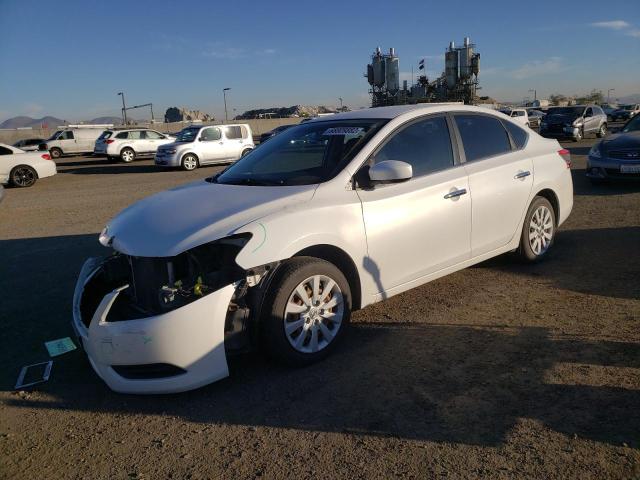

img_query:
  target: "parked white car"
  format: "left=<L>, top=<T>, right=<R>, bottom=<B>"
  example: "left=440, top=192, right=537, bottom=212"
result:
left=94, top=129, right=176, bottom=162
left=73, top=104, right=573, bottom=394
left=501, top=108, right=530, bottom=127
left=155, top=124, right=254, bottom=170
left=0, top=143, right=57, bottom=187
left=42, top=127, right=104, bottom=158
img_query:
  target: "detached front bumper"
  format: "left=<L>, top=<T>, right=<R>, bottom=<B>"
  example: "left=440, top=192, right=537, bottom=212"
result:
left=72, top=258, right=235, bottom=394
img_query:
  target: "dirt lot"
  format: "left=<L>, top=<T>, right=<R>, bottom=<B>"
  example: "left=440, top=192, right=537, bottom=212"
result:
left=1, top=131, right=639, bottom=479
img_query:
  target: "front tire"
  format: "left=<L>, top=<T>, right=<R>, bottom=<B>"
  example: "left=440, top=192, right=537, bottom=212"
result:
left=10, top=165, right=38, bottom=188
left=518, top=196, right=556, bottom=263
left=120, top=148, right=135, bottom=163
left=597, top=123, right=607, bottom=138
left=50, top=148, right=62, bottom=159
left=181, top=154, right=199, bottom=171
left=261, top=257, right=351, bottom=366
left=241, top=148, right=252, bottom=157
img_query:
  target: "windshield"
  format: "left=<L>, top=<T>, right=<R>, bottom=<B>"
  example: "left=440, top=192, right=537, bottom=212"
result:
left=47, top=130, right=62, bottom=141
left=215, top=119, right=387, bottom=186
left=175, top=127, right=200, bottom=142
left=622, top=115, right=640, bottom=133
left=547, top=107, right=585, bottom=117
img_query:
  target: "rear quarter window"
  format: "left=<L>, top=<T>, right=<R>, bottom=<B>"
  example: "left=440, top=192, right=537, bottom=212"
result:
left=455, top=114, right=512, bottom=162
left=115, top=132, right=128, bottom=139
left=503, top=121, right=528, bottom=149
left=225, top=126, right=243, bottom=139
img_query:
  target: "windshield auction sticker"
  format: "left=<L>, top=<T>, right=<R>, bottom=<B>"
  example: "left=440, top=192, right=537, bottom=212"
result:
left=322, top=127, right=364, bottom=136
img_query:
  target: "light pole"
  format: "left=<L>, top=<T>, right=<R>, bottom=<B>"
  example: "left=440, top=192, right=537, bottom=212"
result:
left=607, top=88, right=615, bottom=103
left=338, top=97, right=343, bottom=110
left=118, top=92, right=127, bottom=125
left=528, top=89, right=537, bottom=103
left=223, top=88, right=231, bottom=123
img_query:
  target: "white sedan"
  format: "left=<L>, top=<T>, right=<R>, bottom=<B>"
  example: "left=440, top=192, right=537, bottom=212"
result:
left=0, top=143, right=57, bottom=188
left=73, top=104, right=573, bottom=394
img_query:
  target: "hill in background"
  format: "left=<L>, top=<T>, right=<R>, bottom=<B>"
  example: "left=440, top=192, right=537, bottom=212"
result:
left=0, top=116, right=65, bottom=129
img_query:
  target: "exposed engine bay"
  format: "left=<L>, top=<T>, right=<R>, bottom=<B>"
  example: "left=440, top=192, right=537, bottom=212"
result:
left=79, top=233, right=276, bottom=353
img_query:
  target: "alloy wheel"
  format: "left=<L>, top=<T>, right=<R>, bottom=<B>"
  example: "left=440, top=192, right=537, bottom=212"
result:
left=121, top=149, right=134, bottom=162
left=183, top=155, right=197, bottom=170
left=12, top=167, right=36, bottom=187
left=528, top=205, right=554, bottom=256
left=283, top=274, right=344, bottom=354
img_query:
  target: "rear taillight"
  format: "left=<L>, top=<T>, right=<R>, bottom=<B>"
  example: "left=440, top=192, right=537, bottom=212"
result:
left=105, top=139, right=115, bottom=144
left=41, top=154, right=52, bottom=160
left=558, top=148, right=571, bottom=168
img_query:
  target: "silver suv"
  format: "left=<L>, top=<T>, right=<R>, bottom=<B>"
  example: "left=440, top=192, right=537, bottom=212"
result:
left=155, top=124, right=254, bottom=171
left=540, top=105, right=607, bottom=141
left=94, top=128, right=175, bottom=163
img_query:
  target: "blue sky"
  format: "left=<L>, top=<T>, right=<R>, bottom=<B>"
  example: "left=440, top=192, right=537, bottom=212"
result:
left=0, top=0, right=638, bottom=122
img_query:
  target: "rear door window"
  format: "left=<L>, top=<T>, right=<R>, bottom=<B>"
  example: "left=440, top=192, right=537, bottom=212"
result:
left=454, top=114, right=512, bottom=162
left=128, top=131, right=143, bottom=140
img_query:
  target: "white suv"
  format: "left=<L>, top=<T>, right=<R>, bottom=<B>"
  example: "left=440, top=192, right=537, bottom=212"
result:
left=155, top=124, right=254, bottom=170
left=94, top=129, right=175, bottom=163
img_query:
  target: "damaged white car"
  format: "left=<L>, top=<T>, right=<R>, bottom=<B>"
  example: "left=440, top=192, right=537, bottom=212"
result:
left=72, top=104, right=573, bottom=394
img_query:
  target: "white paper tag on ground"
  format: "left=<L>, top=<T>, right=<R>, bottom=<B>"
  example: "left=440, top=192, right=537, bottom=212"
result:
left=45, top=337, right=76, bottom=357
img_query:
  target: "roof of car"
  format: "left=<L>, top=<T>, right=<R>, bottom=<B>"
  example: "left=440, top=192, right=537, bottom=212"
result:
left=308, top=103, right=491, bottom=121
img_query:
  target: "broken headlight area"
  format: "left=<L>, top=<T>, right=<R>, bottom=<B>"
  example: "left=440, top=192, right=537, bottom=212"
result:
left=79, top=234, right=251, bottom=327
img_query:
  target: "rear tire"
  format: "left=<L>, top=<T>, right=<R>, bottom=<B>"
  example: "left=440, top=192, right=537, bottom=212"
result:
left=10, top=165, right=38, bottom=188
left=518, top=196, right=556, bottom=263
left=120, top=148, right=135, bottom=163
left=260, top=257, right=351, bottom=366
left=50, top=148, right=62, bottom=159
left=181, top=154, right=199, bottom=171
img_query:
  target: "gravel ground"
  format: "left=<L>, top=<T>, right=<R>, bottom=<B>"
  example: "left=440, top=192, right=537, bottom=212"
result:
left=1, top=131, right=639, bottom=479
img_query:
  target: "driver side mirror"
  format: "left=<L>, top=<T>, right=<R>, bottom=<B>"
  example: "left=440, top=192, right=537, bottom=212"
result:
left=369, top=160, right=413, bottom=184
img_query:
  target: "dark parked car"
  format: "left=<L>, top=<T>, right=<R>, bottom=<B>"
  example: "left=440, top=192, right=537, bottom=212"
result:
left=259, top=124, right=295, bottom=144
left=13, top=138, right=46, bottom=152
left=587, top=114, right=640, bottom=183
left=610, top=104, right=640, bottom=122
left=539, top=105, right=607, bottom=141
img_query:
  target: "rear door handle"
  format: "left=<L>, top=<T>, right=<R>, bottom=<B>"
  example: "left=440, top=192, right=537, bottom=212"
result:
left=514, top=170, right=531, bottom=179
left=444, top=188, right=467, bottom=199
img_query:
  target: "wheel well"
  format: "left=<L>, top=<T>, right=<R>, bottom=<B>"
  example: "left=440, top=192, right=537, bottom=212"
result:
left=182, top=152, right=199, bottom=162
left=294, top=244, right=362, bottom=310
left=535, top=189, right=559, bottom=222
left=10, top=164, right=39, bottom=178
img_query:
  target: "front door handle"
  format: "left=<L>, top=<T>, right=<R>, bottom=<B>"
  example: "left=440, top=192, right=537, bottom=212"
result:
left=444, top=188, right=467, bottom=199
left=514, top=170, right=531, bottom=179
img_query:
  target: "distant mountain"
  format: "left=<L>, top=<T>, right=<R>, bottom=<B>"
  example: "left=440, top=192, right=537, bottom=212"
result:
left=0, top=116, right=65, bottom=129
left=617, top=94, right=640, bottom=104
left=88, top=116, right=124, bottom=125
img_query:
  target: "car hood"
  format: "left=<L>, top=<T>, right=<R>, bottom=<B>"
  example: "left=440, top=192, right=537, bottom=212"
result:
left=157, top=140, right=194, bottom=150
left=545, top=114, right=579, bottom=124
left=106, top=180, right=317, bottom=257
left=601, top=131, right=640, bottom=151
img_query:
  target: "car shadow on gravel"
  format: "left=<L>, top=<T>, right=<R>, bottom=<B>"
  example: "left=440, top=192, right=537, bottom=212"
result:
left=4, top=323, right=639, bottom=448
left=479, top=226, right=640, bottom=300
left=2, top=234, right=638, bottom=448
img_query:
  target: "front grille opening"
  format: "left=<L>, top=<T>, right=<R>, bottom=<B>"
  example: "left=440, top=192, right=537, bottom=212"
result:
left=111, top=363, right=186, bottom=380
